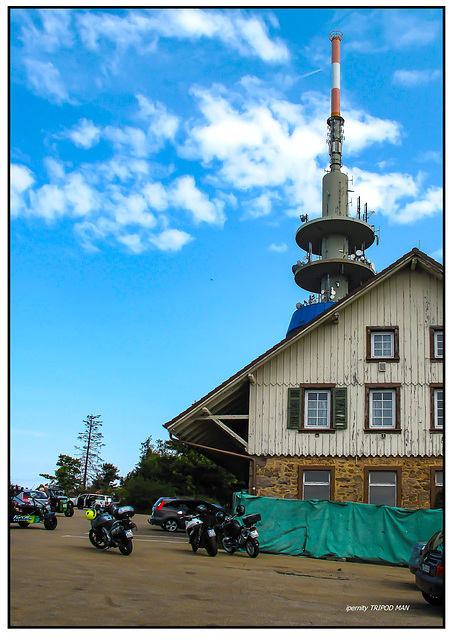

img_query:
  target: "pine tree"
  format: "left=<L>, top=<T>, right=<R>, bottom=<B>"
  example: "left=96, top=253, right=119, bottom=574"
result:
left=76, top=414, right=105, bottom=489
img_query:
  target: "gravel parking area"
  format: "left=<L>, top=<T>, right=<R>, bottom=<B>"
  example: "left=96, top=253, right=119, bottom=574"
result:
left=9, top=510, right=444, bottom=627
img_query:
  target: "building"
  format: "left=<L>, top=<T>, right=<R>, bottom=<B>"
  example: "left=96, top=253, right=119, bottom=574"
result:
left=164, top=33, right=443, bottom=510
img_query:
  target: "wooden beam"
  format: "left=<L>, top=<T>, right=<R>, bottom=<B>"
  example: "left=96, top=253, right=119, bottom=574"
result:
left=199, top=414, right=249, bottom=420
left=199, top=408, right=248, bottom=447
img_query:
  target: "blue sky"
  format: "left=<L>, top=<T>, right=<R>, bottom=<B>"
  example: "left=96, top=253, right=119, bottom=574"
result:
left=10, top=6, right=443, bottom=489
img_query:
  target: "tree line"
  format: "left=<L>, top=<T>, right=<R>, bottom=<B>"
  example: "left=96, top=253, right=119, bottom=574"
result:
left=38, top=415, right=244, bottom=511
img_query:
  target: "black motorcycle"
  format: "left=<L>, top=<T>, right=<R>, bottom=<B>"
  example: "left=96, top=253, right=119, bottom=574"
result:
left=86, top=503, right=137, bottom=556
left=217, top=505, right=261, bottom=557
left=184, top=505, right=218, bottom=556
left=10, top=496, right=58, bottom=530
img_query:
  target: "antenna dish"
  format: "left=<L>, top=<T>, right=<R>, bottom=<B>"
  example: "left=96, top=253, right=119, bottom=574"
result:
left=356, top=249, right=363, bottom=257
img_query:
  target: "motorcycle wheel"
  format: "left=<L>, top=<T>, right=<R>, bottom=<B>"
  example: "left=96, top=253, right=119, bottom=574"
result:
left=65, top=503, right=74, bottom=517
left=205, top=536, right=218, bottom=557
left=118, top=537, right=133, bottom=556
left=89, top=529, right=108, bottom=549
left=222, top=538, right=236, bottom=555
left=190, top=532, right=200, bottom=553
left=44, top=516, right=58, bottom=530
left=18, top=522, right=30, bottom=528
left=245, top=538, right=259, bottom=558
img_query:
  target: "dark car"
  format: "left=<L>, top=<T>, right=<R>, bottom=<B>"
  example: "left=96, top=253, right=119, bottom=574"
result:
left=408, top=541, right=426, bottom=574
left=415, top=530, right=444, bottom=606
left=15, top=490, right=50, bottom=509
left=148, top=497, right=227, bottom=532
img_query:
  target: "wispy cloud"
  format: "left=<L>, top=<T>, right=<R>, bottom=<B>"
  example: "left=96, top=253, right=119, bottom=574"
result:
left=269, top=242, right=288, bottom=253
left=392, top=69, right=441, bottom=87
left=24, top=58, right=75, bottom=104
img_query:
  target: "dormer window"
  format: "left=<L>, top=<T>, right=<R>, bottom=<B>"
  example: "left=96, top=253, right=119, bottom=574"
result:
left=366, top=327, right=399, bottom=362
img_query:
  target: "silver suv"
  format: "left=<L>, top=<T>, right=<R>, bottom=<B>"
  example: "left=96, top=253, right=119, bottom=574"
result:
left=148, top=497, right=227, bottom=532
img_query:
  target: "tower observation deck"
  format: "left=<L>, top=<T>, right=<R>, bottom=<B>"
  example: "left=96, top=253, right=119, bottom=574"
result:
left=291, top=32, right=377, bottom=303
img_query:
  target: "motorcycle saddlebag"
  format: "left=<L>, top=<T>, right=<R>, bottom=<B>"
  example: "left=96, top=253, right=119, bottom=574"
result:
left=116, top=506, right=134, bottom=518
left=242, top=513, right=261, bottom=527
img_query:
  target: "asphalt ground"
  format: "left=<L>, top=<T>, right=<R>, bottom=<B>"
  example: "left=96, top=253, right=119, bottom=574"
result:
left=9, top=509, right=444, bottom=628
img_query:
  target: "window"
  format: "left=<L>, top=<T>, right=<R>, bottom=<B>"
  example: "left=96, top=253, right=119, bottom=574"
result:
left=430, top=467, right=443, bottom=508
left=365, top=384, right=401, bottom=431
left=366, top=326, right=399, bottom=361
left=305, top=390, right=330, bottom=428
left=430, top=327, right=443, bottom=360
left=298, top=466, right=335, bottom=501
left=287, top=386, right=347, bottom=431
left=430, top=385, right=443, bottom=430
left=364, top=468, right=401, bottom=507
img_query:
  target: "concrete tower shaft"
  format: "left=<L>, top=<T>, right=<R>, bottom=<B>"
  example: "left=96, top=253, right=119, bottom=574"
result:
left=292, top=32, right=377, bottom=302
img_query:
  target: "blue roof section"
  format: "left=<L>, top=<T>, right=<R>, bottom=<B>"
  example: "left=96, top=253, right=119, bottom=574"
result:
left=286, top=301, right=336, bottom=337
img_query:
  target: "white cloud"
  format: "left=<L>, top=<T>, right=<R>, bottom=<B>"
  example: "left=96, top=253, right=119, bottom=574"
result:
left=269, top=242, right=287, bottom=253
left=245, top=192, right=275, bottom=218
left=149, top=228, right=194, bottom=252
left=117, top=233, right=146, bottom=254
left=112, top=192, right=157, bottom=228
left=136, top=95, right=180, bottom=142
left=393, top=69, right=441, bottom=88
left=343, top=109, right=401, bottom=153
left=11, top=163, right=35, bottom=193
left=395, top=186, right=443, bottom=224
left=76, top=8, right=289, bottom=64
left=64, top=173, right=98, bottom=216
left=10, top=164, right=35, bottom=216
left=68, top=118, right=102, bottom=149
left=351, top=168, right=442, bottom=224
left=143, top=182, right=169, bottom=211
left=170, top=175, right=225, bottom=225
left=29, top=183, right=67, bottom=221
left=24, top=58, right=73, bottom=104
left=103, top=125, right=148, bottom=158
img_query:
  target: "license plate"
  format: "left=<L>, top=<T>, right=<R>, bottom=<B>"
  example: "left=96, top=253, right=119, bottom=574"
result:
left=207, top=529, right=216, bottom=537
left=421, top=563, right=430, bottom=573
left=249, top=530, right=259, bottom=538
left=125, top=530, right=133, bottom=539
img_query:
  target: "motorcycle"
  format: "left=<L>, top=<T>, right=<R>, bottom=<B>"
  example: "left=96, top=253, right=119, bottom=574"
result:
left=85, top=503, right=137, bottom=556
left=217, top=505, right=261, bottom=557
left=184, top=505, right=218, bottom=556
left=10, top=495, right=58, bottom=530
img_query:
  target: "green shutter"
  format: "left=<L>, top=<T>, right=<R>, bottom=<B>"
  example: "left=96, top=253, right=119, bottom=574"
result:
left=333, top=387, right=347, bottom=430
left=287, top=388, right=302, bottom=429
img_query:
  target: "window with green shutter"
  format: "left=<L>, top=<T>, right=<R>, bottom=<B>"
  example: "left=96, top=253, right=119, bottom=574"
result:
left=287, top=388, right=302, bottom=429
left=332, top=387, right=347, bottom=429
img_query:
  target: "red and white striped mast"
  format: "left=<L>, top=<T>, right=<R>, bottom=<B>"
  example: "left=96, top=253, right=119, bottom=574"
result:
left=327, top=31, right=344, bottom=172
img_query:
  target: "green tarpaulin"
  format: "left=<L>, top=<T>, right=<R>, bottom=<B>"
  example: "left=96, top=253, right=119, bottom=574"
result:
left=234, top=492, right=443, bottom=565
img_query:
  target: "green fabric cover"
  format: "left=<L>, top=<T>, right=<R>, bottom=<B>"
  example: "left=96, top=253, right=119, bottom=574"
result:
left=233, top=492, right=443, bottom=565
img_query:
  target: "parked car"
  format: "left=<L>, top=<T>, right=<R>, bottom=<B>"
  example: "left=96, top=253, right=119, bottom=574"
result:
left=408, top=541, right=426, bottom=574
left=415, top=530, right=444, bottom=606
left=15, top=490, right=50, bottom=509
left=76, top=494, right=114, bottom=510
left=148, top=497, right=228, bottom=532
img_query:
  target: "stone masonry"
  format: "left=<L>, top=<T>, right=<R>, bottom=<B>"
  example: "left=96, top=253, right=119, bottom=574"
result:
left=255, top=455, right=443, bottom=509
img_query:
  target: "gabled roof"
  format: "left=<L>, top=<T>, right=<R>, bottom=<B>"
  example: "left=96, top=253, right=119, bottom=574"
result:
left=163, top=248, right=443, bottom=468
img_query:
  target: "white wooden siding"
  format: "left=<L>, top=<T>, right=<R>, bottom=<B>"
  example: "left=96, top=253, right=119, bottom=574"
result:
left=248, top=266, right=443, bottom=458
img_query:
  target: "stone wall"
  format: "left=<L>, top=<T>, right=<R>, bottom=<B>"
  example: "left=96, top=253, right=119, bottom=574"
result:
left=255, top=455, right=443, bottom=509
